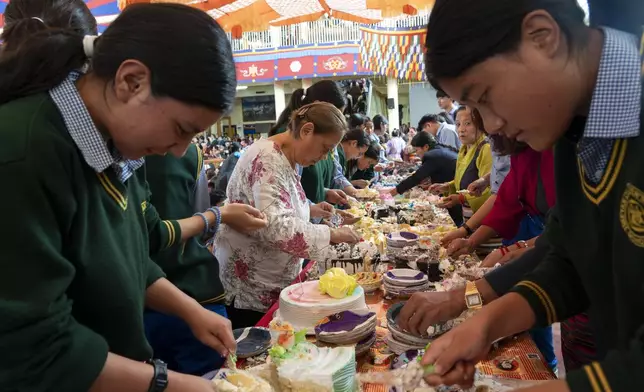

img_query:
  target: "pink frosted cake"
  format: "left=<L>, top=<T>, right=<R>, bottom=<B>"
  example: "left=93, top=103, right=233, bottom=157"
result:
left=278, top=281, right=367, bottom=332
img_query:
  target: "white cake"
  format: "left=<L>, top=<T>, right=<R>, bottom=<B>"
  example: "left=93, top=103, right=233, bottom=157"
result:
left=273, top=342, right=357, bottom=392
left=278, top=280, right=367, bottom=332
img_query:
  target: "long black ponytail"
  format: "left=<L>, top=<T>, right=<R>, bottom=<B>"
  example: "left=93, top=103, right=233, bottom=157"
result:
left=0, top=3, right=237, bottom=111
left=269, top=80, right=346, bottom=136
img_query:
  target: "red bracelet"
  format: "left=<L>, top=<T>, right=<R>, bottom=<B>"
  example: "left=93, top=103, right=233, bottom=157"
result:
left=458, top=193, right=466, bottom=204
left=515, top=241, right=527, bottom=249
left=499, top=246, right=509, bottom=256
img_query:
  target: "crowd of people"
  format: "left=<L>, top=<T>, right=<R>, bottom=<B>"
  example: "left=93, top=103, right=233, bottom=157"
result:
left=0, top=0, right=641, bottom=391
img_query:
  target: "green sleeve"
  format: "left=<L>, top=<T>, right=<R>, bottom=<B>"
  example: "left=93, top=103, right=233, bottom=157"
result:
left=144, top=182, right=182, bottom=255
left=566, top=340, right=644, bottom=392
left=0, top=159, right=108, bottom=392
left=509, top=205, right=589, bottom=326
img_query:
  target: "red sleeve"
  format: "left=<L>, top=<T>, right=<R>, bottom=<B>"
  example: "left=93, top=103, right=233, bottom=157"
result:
left=481, top=155, right=525, bottom=239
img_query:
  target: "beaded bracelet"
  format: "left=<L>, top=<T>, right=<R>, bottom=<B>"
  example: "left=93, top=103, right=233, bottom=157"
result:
left=515, top=240, right=528, bottom=249
left=207, top=207, right=222, bottom=234
left=193, top=212, right=209, bottom=236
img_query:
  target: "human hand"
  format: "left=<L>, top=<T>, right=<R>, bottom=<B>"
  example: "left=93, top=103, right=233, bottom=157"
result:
left=337, top=209, right=361, bottom=225
left=421, top=318, right=492, bottom=388
left=481, top=248, right=505, bottom=268
left=374, top=164, right=386, bottom=172
left=467, top=177, right=489, bottom=197
left=187, top=307, right=236, bottom=357
left=310, top=202, right=334, bottom=219
left=326, top=189, right=349, bottom=205
left=428, top=183, right=449, bottom=194
left=436, top=194, right=461, bottom=209
left=330, top=227, right=361, bottom=244
left=172, top=373, right=220, bottom=392
left=220, top=204, right=267, bottom=233
left=446, top=238, right=474, bottom=257
left=344, top=186, right=358, bottom=197
left=440, top=227, right=467, bottom=247
left=389, top=188, right=399, bottom=196
left=352, top=179, right=370, bottom=189
left=482, top=247, right=525, bottom=268
left=397, top=290, right=466, bottom=336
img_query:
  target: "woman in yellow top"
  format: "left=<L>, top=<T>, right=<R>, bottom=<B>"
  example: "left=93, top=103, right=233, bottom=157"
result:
left=430, top=106, right=492, bottom=225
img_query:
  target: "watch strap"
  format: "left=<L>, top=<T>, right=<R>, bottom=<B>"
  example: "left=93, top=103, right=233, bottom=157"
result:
left=145, top=359, right=168, bottom=392
left=461, top=222, right=474, bottom=236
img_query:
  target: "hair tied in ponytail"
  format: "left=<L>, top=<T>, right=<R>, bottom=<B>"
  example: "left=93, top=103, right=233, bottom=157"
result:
left=82, top=35, right=98, bottom=58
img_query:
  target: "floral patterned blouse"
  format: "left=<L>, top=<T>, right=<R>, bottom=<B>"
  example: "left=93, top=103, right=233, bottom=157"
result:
left=214, top=139, right=331, bottom=312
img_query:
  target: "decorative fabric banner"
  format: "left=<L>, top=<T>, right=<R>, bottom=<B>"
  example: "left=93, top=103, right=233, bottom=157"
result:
left=359, top=26, right=426, bottom=81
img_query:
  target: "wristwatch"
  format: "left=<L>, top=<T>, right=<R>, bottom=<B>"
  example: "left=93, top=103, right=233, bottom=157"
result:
left=460, top=222, right=474, bottom=236
left=145, top=359, right=169, bottom=392
left=464, top=281, right=483, bottom=310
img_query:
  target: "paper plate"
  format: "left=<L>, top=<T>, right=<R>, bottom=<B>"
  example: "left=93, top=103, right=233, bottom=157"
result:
left=233, top=327, right=271, bottom=359
left=384, top=269, right=428, bottom=287
left=315, top=309, right=377, bottom=345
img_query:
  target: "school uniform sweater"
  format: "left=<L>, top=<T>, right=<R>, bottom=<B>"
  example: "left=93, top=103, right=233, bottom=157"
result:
left=300, top=153, right=335, bottom=204
left=0, top=93, right=185, bottom=392
left=511, top=87, right=644, bottom=391
left=395, top=146, right=457, bottom=194
left=145, top=145, right=226, bottom=305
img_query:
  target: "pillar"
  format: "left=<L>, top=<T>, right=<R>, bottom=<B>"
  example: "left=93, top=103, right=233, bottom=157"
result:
left=274, top=81, right=286, bottom=121
left=386, top=77, right=400, bottom=131
left=301, top=79, right=313, bottom=92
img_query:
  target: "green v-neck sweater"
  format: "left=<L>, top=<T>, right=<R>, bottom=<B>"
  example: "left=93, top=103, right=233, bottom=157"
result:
left=0, top=94, right=182, bottom=392
left=511, top=81, right=644, bottom=392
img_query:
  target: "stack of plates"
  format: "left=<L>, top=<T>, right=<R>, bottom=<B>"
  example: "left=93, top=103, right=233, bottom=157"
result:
left=386, top=231, right=419, bottom=248
left=383, top=269, right=431, bottom=297
left=385, top=302, right=455, bottom=355
left=315, top=309, right=377, bottom=353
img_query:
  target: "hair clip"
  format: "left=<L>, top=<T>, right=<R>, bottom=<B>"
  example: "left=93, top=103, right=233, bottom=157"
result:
left=83, top=35, right=98, bottom=58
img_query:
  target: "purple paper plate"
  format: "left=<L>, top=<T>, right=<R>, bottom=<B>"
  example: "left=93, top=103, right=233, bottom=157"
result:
left=315, top=310, right=376, bottom=335
left=385, top=270, right=425, bottom=280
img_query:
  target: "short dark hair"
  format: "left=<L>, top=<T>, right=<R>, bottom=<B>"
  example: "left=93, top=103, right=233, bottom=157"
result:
left=425, top=0, right=587, bottom=90
left=270, top=80, right=346, bottom=136
left=229, top=142, right=241, bottom=153
left=349, top=113, right=368, bottom=129
left=373, top=114, right=388, bottom=131
left=417, top=114, right=440, bottom=130
left=391, top=130, right=400, bottom=137
left=411, top=131, right=437, bottom=149
left=0, top=4, right=237, bottom=111
left=436, top=90, right=450, bottom=99
left=363, top=142, right=381, bottom=160
left=437, top=111, right=455, bottom=125
left=342, top=128, right=370, bottom=147
left=2, top=0, right=97, bottom=54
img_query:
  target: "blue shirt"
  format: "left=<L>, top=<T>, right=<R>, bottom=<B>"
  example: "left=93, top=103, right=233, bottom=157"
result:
left=49, top=72, right=144, bottom=183
left=490, top=152, right=511, bottom=194
left=577, top=28, right=641, bottom=184
left=436, top=123, right=461, bottom=151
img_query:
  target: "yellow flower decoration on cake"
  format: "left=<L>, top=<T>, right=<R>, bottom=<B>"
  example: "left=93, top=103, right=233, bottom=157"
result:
left=319, top=268, right=357, bottom=299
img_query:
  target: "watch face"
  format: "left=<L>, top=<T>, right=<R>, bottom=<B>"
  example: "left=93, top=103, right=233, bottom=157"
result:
left=466, top=293, right=482, bottom=307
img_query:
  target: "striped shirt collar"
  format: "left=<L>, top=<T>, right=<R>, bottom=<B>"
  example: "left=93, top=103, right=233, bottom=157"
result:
left=583, top=27, right=641, bottom=139
left=49, top=71, right=144, bottom=182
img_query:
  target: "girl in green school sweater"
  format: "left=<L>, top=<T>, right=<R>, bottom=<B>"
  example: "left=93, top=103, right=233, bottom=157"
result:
left=0, top=3, right=261, bottom=392
left=417, top=1, right=644, bottom=392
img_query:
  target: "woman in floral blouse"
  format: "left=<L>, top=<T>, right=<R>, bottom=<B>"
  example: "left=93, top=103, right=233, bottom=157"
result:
left=215, top=102, right=361, bottom=328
